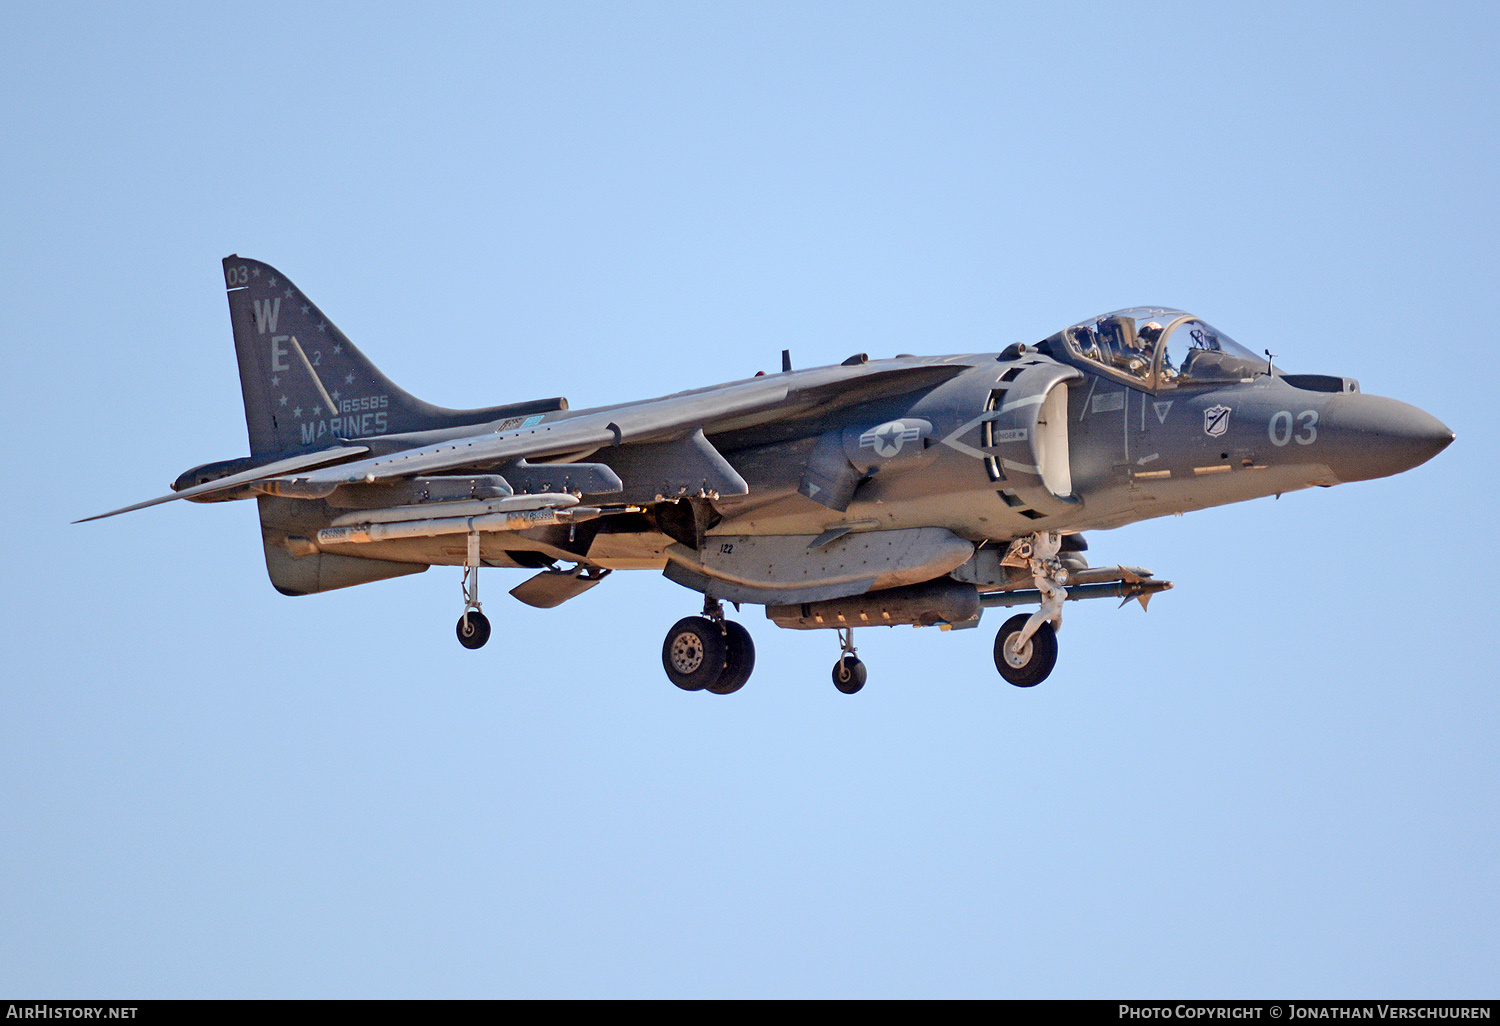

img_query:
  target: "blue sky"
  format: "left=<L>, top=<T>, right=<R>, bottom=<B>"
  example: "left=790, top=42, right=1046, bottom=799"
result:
left=2, top=1, right=1496, bottom=997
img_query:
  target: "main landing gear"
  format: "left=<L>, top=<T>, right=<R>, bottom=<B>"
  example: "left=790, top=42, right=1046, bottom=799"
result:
left=661, top=597, right=756, bottom=695
left=456, top=532, right=491, bottom=650
left=993, top=531, right=1067, bottom=687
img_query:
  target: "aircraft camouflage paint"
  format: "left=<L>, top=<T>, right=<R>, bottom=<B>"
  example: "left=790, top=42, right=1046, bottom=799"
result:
left=84, top=256, right=1454, bottom=694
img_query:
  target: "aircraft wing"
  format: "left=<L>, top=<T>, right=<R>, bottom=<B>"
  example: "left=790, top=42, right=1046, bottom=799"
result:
left=79, top=359, right=964, bottom=521
left=75, top=445, right=369, bottom=522
left=286, top=377, right=792, bottom=488
left=286, top=361, right=968, bottom=489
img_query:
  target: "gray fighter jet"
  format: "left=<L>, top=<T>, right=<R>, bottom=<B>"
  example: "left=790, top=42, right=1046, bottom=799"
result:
left=83, top=256, right=1454, bottom=694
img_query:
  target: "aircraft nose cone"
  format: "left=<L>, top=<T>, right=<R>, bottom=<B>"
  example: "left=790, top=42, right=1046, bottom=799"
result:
left=1319, top=393, right=1454, bottom=482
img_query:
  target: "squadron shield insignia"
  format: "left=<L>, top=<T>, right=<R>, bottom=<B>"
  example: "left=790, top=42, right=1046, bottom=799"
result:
left=82, top=266, right=1455, bottom=694
left=1203, top=404, right=1232, bottom=438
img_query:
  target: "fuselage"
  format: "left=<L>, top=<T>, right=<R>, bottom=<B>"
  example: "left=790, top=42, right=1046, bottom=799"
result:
left=699, top=350, right=1450, bottom=546
left=101, top=259, right=1456, bottom=684
left=246, top=341, right=1449, bottom=577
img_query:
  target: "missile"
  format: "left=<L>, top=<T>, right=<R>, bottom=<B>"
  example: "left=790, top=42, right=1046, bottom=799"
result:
left=327, top=492, right=578, bottom=527
left=316, top=499, right=601, bottom=547
left=979, top=578, right=1173, bottom=611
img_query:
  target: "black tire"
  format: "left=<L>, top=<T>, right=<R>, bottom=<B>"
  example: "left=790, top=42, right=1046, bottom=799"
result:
left=993, top=613, right=1057, bottom=687
left=662, top=616, right=727, bottom=691
left=456, top=610, right=491, bottom=650
left=708, top=621, right=755, bottom=695
left=832, top=654, right=867, bottom=694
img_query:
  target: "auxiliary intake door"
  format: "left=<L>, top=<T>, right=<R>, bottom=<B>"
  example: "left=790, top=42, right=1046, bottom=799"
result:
left=982, top=360, right=1082, bottom=517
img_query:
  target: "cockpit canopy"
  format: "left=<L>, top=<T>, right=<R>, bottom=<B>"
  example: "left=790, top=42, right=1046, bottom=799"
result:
left=1042, top=307, right=1266, bottom=391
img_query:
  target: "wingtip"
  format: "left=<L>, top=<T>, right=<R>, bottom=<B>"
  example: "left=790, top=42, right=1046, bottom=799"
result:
left=73, top=507, right=132, bottom=524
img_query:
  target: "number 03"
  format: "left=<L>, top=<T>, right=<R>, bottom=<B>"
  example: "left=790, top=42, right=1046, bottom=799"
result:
left=1269, top=410, right=1318, bottom=446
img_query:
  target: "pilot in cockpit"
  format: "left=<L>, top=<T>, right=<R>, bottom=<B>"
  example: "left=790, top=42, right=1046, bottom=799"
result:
left=1112, top=320, right=1153, bottom=377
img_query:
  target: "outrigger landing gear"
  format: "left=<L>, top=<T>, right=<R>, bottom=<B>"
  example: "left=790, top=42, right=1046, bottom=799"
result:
left=832, top=628, right=867, bottom=694
left=456, top=531, right=491, bottom=650
left=994, top=531, right=1066, bottom=686
left=661, top=595, right=756, bottom=694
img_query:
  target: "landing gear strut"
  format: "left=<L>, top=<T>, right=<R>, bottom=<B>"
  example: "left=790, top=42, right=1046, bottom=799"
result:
left=456, top=531, right=491, bottom=650
left=661, top=595, right=756, bottom=694
left=994, top=531, right=1066, bottom=686
left=832, top=627, right=867, bottom=694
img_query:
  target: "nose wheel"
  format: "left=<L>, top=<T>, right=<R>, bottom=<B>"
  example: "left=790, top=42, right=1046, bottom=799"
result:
left=832, top=628, right=866, bottom=694
left=661, top=597, right=756, bottom=694
left=994, top=613, right=1057, bottom=687
left=991, top=531, right=1068, bottom=686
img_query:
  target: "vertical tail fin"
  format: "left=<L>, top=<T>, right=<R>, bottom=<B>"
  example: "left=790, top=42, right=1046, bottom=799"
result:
left=222, top=255, right=566, bottom=455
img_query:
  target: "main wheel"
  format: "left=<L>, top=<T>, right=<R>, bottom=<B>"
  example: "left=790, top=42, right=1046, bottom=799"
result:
left=832, top=654, right=867, bottom=694
left=708, top=621, right=755, bottom=695
left=662, top=616, right=727, bottom=691
left=456, top=610, right=491, bottom=650
left=993, top=613, right=1057, bottom=687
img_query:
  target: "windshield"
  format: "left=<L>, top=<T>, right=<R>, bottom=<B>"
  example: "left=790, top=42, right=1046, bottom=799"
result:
left=1045, top=307, right=1264, bottom=390
left=1159, top=317, right=1265, bottom=387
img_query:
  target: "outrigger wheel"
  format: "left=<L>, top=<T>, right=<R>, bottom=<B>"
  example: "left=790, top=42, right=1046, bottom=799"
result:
left=831, top=626, right=866, bottom=694
left=993, top=612, right=1057, bottom=687
left=456, top=610, right=492, bottom=650
left=833, top=654, right=867, bottom=695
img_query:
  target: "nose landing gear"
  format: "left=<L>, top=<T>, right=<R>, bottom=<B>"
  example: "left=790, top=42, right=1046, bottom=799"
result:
left=994, top=613, right=1056, bottom=686
left=661, top=596, right=756, bottom=694
left=993, top=531, right=1068, bottom=686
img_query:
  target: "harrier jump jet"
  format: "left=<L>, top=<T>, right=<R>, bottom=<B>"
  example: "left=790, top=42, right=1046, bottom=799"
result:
left=83, top=256, right=1454, bottom=694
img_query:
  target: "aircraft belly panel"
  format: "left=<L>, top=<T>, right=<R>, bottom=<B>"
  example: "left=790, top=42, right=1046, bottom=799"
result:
left=685, top=527, right=974, bottom=594
left=586, top=530, right=673, bottom=570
